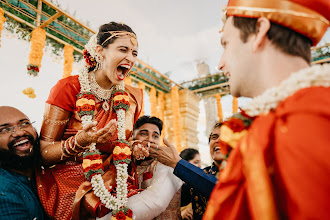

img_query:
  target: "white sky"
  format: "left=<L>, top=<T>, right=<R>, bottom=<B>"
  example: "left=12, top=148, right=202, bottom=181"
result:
left=0, top=0, right=329, bottom=165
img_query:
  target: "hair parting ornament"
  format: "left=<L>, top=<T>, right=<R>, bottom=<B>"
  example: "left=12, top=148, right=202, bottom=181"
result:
left=101, top=31, right=138, bottom=47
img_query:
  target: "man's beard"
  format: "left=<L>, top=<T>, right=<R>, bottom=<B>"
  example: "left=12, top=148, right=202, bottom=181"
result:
left=0, top=134, right=41, bottom=170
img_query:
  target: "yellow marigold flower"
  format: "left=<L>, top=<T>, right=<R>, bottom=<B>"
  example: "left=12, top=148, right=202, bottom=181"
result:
left=220, top=125, right=248, bottom=148
left=113, top=95, right=129, bottom=102
left=82, top=159, right=91, bottom=169
left=76, top=98, right=89, bottom=106
left=90, top=159, right=102, bottom=165
left=113, top=146, right=123, bottom=154
left=123, top=147, right=132, bottom=155
left=88, top=99, right=96, bottom=105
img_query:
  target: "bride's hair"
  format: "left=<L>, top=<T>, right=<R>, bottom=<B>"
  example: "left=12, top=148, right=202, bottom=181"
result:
left=97, top=22, right=136, bottom=48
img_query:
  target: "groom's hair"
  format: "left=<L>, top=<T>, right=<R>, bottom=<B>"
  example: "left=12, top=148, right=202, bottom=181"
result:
left=134, top=115, right=163, bottom=135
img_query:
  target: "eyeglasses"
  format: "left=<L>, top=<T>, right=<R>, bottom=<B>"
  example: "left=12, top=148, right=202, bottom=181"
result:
left=0, top=121, right=36, bottom=134
left=209, top=134, right=219, bottom=141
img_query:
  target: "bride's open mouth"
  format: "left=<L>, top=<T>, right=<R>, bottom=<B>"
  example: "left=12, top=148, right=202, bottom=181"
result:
left=116, top=64, right=131, bottom=80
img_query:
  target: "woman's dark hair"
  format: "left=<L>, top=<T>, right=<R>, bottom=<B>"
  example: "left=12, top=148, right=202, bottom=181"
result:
left=180, top=148, right=199, bottom=161
left=97, top=21, right=136, bottom=48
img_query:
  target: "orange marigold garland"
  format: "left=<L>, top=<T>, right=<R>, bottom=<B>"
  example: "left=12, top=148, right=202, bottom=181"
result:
left=75, top=92, right=96, bottom=117
left=63, top=44, right=74, bottom=78
left=214, top=94, right=223, bottom=122
left=113, top=140, right=132, bottom=165
left=138, top=81, right=145, bottom=116
left=158, top=91, right=165, bottom=145
left=232, top=96, right=238, bottom=113
left=171, top=86, right=182, bottom=152
left=83, top=150, right=104, bottom=181
left=220, top=111, right=253, bottom=149
left=27, top=28, right=46, bottom=76
left=149, top=86, right=157, bottom=117
left=0, top=8, right=6, bottom=47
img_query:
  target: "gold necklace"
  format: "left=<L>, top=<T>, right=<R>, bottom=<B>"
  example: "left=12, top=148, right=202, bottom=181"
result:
left=89, top=71, right=114, bottom=111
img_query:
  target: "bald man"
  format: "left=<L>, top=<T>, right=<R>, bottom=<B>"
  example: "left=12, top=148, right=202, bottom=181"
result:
left=0, top=106, right=45, bottom=220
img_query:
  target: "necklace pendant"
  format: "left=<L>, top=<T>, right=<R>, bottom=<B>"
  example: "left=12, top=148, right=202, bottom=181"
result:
left=102, top=101, right=110, bottom=112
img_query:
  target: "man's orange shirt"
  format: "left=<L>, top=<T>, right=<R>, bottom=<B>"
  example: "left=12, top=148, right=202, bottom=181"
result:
left=204, top=87, right=330, bottom=220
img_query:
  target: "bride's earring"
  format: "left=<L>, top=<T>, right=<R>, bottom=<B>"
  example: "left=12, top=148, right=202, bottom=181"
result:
left=95, top=54, right=103, bottom=70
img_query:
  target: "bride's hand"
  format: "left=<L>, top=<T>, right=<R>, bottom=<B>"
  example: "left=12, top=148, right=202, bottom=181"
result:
left=76, top=119, right=118, bottom=146
left=131, top=140, right=150, bottom=160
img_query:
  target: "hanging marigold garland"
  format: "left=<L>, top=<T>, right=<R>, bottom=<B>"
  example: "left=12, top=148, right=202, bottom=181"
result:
left=22, top=87, right=36, bottom=98
left=62, top=44, right=74, bottom=78
left=171, top=86, right=182, bottom=152
left=149, top=86, right=157, bottom=117
left=214, top=94, right=223, bottom=122
left=138, top=81, right=145, bottom=116
left=158, top=91, right=165, bottom=145
left=27, top=28, right=46, bottom=76
left=0, top=8, right=6, bottom=47
left=232, top=96, right=238, bottom=113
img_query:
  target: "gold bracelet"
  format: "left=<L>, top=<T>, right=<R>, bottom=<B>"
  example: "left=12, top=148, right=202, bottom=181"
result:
left=68, top=136, right=80, bottom=153
left=60, top=140, right=70, bottom=160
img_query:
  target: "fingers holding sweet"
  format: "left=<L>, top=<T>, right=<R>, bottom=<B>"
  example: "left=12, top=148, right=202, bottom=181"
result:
left=131, top=141, right=150, bottom=160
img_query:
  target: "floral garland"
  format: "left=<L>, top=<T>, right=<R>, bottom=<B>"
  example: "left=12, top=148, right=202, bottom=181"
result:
left=171, top=86, right=183, bottom=151
left=27, top=28, right=46, bottom=76
left=63, top=44, right=74, bottom=78
left=220, top=64, right=330, bottom=149
left=77, top=34, right=133, bottom=219
left=0, top=7, right=6, bottom=47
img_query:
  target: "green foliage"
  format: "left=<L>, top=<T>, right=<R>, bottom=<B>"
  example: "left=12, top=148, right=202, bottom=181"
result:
left=312, top=45, right=330, bottom=62
left=1, top=0, right=88, bottom=61
left=182, top=73, right=228, bottom=90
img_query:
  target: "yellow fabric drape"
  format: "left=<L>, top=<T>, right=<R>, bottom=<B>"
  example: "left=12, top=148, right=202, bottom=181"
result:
left=0, top=8, right=6, bottom=47
left=233, top=96, right=238, bottom=113
left=28, top=28, right=46, bottom=76
left=214, top=94, right=223, bottom=122
left=124, top=76, right=132, bottom=85
left=171, top=86, right=182, bottom=152
left=62, top=44, right=74, bottom=78
left=158, top=91, right=165, bottom=145
left=149, top=86, right=157, bottom=117
left=138, top=81, right=145, bottom=116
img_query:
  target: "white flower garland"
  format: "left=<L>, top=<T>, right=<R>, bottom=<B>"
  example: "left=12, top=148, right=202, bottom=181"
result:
left=78, top=34, right=130, bottom=212
left=243, top=64, right=330, bottom=116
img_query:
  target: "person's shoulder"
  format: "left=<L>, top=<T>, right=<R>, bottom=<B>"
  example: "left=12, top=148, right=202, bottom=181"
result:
left=125, top=84, right=143, bottom=107
left=277, top=86, right=330, bottom=115
left=125, top=84, right=142, bottom=96
left=55, top=75, right=80, bottom=88
left=0, top=169, right=21, bottom=192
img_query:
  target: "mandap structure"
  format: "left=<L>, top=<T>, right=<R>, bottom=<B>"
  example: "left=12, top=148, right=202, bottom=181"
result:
left=0, top=0, right=329, bottom=152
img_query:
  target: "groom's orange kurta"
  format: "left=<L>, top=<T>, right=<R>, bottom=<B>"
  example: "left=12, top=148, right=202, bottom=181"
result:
left=204, top=87, right=330, bottom=220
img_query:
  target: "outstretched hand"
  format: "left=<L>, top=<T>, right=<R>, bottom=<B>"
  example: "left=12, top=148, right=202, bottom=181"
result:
left=76, top=119, right=118, bottom=147
left=149, top=138, right=181, bottom=168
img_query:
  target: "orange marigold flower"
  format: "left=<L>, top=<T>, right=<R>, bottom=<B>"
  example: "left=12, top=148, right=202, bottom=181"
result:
left=81, top=104, right=93, bottom=111
left=127, top=209, right=133, bottom=218
left=115, top=211, right=126, bottom=220
left=223, top=118, right=246, bottom=132
left=117, top=153, right=127, bottom=160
